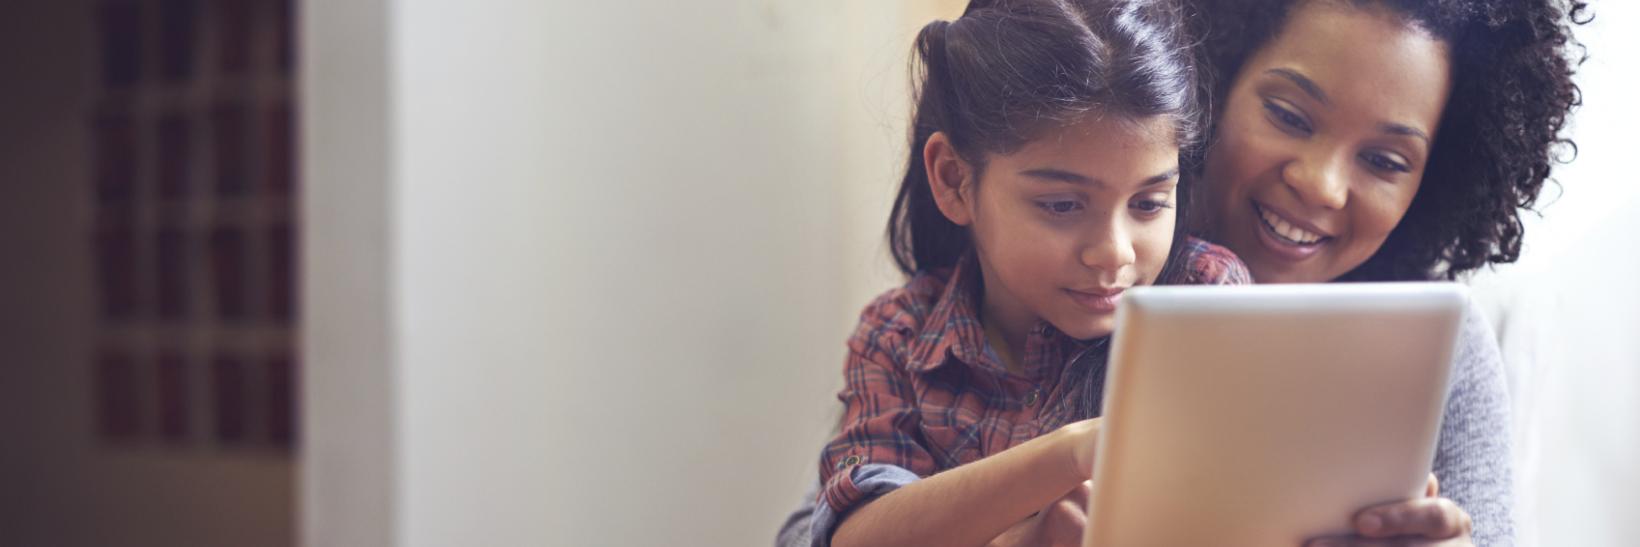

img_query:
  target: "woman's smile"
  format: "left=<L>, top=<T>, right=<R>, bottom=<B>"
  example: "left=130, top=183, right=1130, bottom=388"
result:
left=1201, top=0, right=1449, bottom=284
left=1250, top=200, right=1333, bottom=260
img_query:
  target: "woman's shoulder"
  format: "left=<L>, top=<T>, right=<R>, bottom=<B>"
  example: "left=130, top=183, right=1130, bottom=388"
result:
left=1175, top=236, right=1254, bottom=286
left=1450, top=299, right=1507, bottom=385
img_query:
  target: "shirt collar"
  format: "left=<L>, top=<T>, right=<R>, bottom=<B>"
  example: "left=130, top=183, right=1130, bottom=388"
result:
left=905, top=255, right=987, bottom=373
left=904, top=254, right=1089, bottom=376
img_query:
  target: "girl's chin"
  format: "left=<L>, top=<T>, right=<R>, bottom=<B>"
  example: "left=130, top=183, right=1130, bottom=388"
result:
left=1056, top=315, right=1116, bottom=341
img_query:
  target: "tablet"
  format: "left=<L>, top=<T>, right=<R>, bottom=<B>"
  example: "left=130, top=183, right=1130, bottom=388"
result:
left=1082, top=282, right=1468, bottom=547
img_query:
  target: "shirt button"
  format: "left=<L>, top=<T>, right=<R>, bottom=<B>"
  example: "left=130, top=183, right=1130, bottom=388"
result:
left=1023, top=388, right=1040, bottom=407
left=837, top=455, right=862, bottom=470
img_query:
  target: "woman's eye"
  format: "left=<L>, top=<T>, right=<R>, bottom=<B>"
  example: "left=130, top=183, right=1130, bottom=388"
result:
left=1360, top=152, right=1411, bottom=174
left=1037, top=200, right=1083, bottom=215
left=1263, top=100, right=1312, bottom=135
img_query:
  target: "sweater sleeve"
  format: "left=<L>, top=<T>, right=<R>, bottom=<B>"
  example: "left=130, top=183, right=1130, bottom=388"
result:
left=774, top=478, right=820, bottom=547
left=1432, top=302, right=1516, bottom=546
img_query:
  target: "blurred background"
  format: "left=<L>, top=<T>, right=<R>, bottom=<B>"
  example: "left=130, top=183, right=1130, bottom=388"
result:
left=0, top=0, right=1633, bottom=545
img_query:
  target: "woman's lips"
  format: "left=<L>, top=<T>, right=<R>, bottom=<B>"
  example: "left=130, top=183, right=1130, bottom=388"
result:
left=1065, top=287, right=1123, bottom=312
left=1251, top=201, right=1329, bottom=261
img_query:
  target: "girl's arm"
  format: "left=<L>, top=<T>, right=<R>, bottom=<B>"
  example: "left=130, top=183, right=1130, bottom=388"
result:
left=831, top=419, right=1101, bottom=547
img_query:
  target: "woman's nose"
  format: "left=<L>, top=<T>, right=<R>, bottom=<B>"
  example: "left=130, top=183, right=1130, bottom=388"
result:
left=1281, top=149, right=1349, bottom=210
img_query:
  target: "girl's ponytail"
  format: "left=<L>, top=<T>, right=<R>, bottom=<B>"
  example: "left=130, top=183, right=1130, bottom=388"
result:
left=888, top=19, right=970, bottom=276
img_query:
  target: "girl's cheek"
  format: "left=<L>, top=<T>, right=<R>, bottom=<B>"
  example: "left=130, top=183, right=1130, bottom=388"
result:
left=1139, top=221, right=1176, bottom=281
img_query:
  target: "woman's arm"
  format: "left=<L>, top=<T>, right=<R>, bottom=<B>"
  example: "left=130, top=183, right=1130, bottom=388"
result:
left=832, top=419, right=1100, bottom=547
left=1427, top=304, right=1515, bottom=545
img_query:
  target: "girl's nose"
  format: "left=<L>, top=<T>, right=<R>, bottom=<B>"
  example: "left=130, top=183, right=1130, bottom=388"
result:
left=1081, top=221, right=1135, bottom=275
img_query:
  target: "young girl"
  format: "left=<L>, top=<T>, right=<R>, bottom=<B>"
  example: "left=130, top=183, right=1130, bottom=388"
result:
left=808, top=1, right=1248, bottom=546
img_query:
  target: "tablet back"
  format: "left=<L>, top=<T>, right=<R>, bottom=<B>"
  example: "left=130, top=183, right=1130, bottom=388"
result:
left=1083, top=283, right=1467, bottom=547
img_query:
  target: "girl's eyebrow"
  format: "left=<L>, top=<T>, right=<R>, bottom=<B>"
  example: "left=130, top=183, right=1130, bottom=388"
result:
left=1019, top=167, right=1179, bottom=188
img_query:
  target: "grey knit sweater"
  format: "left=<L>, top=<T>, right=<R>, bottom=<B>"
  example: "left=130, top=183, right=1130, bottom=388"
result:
left=1432, top=302, right=1516, bottom=546
left=775, top=301, right=1515, bottom=546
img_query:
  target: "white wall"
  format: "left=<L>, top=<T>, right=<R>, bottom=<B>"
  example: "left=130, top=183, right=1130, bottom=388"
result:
left=301, top=0, right=398, bottom=544
left=1466, top=1, right=1640, bottom=544
left=303, top=1, right=946, bottom=545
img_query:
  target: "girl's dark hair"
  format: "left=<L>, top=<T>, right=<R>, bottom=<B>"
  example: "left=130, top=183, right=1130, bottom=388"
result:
left=885, top=0, right=1207, bottom=284
left=1197, top=0, right=1589, bottom=281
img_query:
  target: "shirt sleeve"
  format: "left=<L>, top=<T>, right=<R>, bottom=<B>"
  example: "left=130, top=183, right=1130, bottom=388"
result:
left=1177, top=238, right=1254, bottom=285
left=774, top=477, right=819, bottom=547
left=815, top=299, right=939, bottom=530
left=804, top=464, right=921, bottom=547
left=1432, top=302, right=1516, bottom=546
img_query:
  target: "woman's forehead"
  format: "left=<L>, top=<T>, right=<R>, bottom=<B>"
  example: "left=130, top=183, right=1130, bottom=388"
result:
left=1248, top=0, right=1452, bottom=134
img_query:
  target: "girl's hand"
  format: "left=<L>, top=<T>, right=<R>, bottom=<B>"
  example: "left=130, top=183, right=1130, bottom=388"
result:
left=985, top=419, right=1102, bottom=547
left=1304, top=474, right=1475, bottom=546
left=1058, top=418, right=1103, bottom=480
left=986, top=480, right=1092, bottom=547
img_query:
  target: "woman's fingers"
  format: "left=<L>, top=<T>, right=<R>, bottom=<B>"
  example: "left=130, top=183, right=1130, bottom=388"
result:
left=1304, top=536, right=1472, bottom=547
left=1302, top=489, right=1473, bottom=547
left=1353, top=496, right=1472, bottom=539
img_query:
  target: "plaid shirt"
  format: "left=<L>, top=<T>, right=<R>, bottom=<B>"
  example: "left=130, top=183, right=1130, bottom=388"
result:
left=817, top=237, right=1248, bottom=516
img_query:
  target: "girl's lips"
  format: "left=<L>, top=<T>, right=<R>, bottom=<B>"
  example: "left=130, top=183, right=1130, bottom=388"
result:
left=1251, top=201, right=1327, bottom=261
left=1066, top=288, right=1123, bottom=312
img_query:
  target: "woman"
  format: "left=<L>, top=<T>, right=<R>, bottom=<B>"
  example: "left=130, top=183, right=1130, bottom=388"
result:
left=1191, top=0, right=1582, bottom=543
left=778, top=0, right=1585, bottom=545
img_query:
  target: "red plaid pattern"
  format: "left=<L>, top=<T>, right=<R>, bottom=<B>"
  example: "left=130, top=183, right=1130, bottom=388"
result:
left=818, top=237, right=1248, bottom=514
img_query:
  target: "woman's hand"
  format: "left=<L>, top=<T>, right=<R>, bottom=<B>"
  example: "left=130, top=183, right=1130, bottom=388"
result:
left=1304, top=474, right=1475, bottom=546
left=987, top=480, right=1092, bottom=547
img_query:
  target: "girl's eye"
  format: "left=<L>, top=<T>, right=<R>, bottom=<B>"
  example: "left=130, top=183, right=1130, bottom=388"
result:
left=1359, top=151, right=1411, bottom=174
left=1262, top=100, right=1312, bottom=135
left=1131, top=198, right=1174, bottom=216
left=1036, top=200, right=1083, bottom=216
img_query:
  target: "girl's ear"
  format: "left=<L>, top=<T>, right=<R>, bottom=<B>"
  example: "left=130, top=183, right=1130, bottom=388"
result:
left=924, top=132, right=977, bottom=227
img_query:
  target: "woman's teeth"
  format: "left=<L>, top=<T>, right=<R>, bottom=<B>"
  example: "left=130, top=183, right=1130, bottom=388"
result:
left=1259, top=206, right=1325, bottom=245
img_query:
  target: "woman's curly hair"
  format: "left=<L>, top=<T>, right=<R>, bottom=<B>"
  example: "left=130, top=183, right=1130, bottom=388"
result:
left=1193, top=0, right=1589, bottom=281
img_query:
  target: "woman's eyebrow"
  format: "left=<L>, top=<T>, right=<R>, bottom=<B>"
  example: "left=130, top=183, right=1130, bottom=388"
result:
left=1266, top=68, right=1430, bottom=146
left=1380, top=122, right=1431, bottom=145
left=1266, top=68, right=1330, bottom=106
